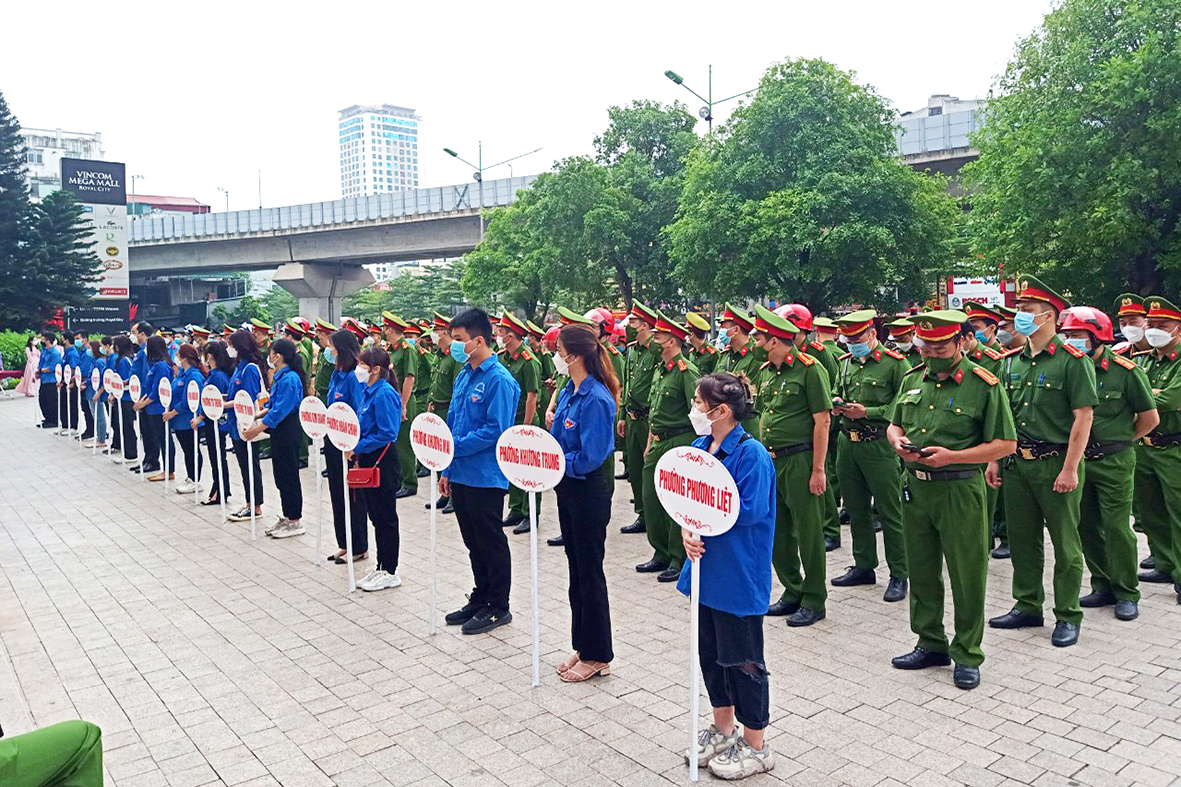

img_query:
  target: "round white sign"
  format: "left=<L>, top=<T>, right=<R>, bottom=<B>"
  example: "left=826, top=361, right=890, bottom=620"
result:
left=410, top=412, right=455, bottom=472
left=109, top=375, right=124, bottom=397
left=233, top=390, right=256, bottom=439
left=298, top=396, right=329, bottom=439
left=129, top=374, right=141, bottom=400
left=200, top=385, right=224, bottom=420
left=186, top=380, right=200, bottom=412
left=91, top=368, right=101, bottom=389
left=103, top=369, right=114, bottom=389
left=326, top=402, right=360, bottom=451
left=495, top=424, right=566, bottom=492
left=654, top=445, right=740, bottom=537
left=54, top=363, right=62, bottom=382
left=157, top=377, right=173, bottom=410
left=73, top=367, right=82, bottom=387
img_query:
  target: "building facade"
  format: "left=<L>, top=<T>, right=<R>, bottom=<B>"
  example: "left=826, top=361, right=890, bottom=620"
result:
left=339, top=104, right=420, bottom=199
left=20, top=127, right=105, bottom=200
left=895, top=94, right=985, bottom=178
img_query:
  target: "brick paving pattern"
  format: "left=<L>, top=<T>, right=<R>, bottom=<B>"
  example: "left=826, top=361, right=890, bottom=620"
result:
left=1, top=398, right=1179, bottom=786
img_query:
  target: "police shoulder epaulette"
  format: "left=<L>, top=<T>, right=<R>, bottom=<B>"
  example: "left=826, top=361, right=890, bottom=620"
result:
left=706, top=345, right=717, bottom=354
left=982, top=346, right=1003, bottom=360
left=1111, top=353, right=1138, bottom=371
left=400, top=340, right=409, bottom=350
left=882, top=347, right=905, bottom=360
left=798, top=352, right=815, bottom=366
left=418, top=345, right=428, bottom=355
left=838, top=352, right=853, bottom=360
left=676, top=359, right=688, bottom=372
left=607, top=344, right=620, bottom=355
left=906, top=362, right=926, bottom=375
left=972, top=366, right=1000, bottom=385
left=999, top=347, right=1023, bottom=358
left=522, top=350, right=534, bottom=361
left=809, top=340, right=825, bottom=352
left=1063, top=343, right=1086, bottom=358
left=759, top=360, right=771, bottom=370
left=1133, top=349, right=1152, bottom=357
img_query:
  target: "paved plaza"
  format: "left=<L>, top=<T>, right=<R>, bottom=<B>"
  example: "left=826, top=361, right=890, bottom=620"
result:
left=1, top=397, right=1180, bottom=787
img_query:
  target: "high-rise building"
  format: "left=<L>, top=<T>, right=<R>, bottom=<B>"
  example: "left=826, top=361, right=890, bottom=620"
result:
left=339, top=104, right=420, bottom=199
left=19, top=127, right=104, bottom=200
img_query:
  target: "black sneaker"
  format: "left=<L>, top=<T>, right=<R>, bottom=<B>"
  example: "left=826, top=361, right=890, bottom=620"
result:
left=395, top=487, right=416, bottom=499
left=445, top=599, right=483, bottom=626
left=512, top=519, right=531, bottom=535
left=462, top=607, right=512, bottom=635
left=1140, top=555, right=1155, bottom=570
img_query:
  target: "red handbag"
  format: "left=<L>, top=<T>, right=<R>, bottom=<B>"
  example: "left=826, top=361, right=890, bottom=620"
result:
left=347, top=444, right=390, bottom=488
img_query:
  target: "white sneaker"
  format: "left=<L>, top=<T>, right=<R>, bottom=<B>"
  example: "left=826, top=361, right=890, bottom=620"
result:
left=174, top=479, right=197, bottom=495
left=356, top=568, right=380, bottom=587
left=361, top=570, right=401, bottom=592
left=228, top=507, right=255, bottom=522
left=688, top=723, right=742, bottom=767
left=264, top=517, right=288, bottom=536
left=271, top=520, right=306, bottom=539
left=707, top=739, right=774, bottom=780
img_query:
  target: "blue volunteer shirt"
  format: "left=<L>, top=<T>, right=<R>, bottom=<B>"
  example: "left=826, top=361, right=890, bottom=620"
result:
left=130, top=347, right=147, bottom=392
left=676, top=423, right=776, bottom=618
left=39, top=345, right=62, bottom=381
left=78, top=350, right=95, bottom=394
left=444, top=352, right=521, bottom=489
left=224, top=362, right=262, bottom=438
left=143, top=360, right=174, bottom=416
left=117, top=356, right=134, bottom=401
left=261, top=366, right=302, bottom=429
left=327, top=369, right=364, bottom=410
left=551, top=377, right=617, bottom=479
left=170, top=366, right=206, bottom=432
left=355, top=377, right=403, bottom=455
left=63, top=346, right=80, bottom=383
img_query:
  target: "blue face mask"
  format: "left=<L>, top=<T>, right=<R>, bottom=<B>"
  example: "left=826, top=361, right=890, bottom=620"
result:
left=1014, top=311, right=1040, bottom=336
left=450, top=339, right=470, bottom=364
left=1065, top=337, right=1090, bottom=354
left=407, top=337, right=417, bottom=346
left=997, top=329, right=1015, bottom=346
left=74, top=339, right=84, bottom=349
left=848, top=341, right=871, bottom=358
left=719, top=333, right=731, bottom=347
left=323, top=347, right=336, bottom=363
left=974, top=330, right=991, bottom=345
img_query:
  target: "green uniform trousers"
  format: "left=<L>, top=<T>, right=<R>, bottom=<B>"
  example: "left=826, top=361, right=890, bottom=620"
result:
left=0, top=720, right=103, bottom=787
left=772, top=450, right=827, bottom=611
left=1004, top=454, right=1085, bottom=625
left=822, top=427, right=841, bottom=542
left=644, top=431, right=697, bottom=569
left=836, top=434, right=908, bottom=578
left=988, top=476, right=1006, bottom=547
left=396, top=395, right=420, bottom=492
left=509, top=477, right=543, bottom=518
left=624, top=415, right=650, bottom=523
left=1078, top=448, right=1140, bottom=601
left=1133, top=445, right=1181, bottom=584
left=903, top=473, right=989, bottom=667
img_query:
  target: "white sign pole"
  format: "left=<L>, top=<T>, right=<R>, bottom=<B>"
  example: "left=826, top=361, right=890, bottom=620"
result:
left=430, top=468, right=438, bottom=634
left=409, top=412, right=456, bottom=635
left=55, top=364, right=63, bottom=434
left=298, top=397, right=330, bottom=567
left=529, top=489, right=540, bottom=687
left=187, top=381, right=201, bottom=505
left=216, top=420, right=226, bottom=521
left=91, top=369, right=100, bottom=456
left=248, top=441, right=256, bottom=539
left=74, top=368, right=83, bottom=448
left=158, top=378, right=173, bottom=493
left=326, top=402, right=362, bottom=594
left=129, top=375, right=145, bottom=482
left=689, top=544, right=701, bottom=783
left=201, top=385, right=227, bottom=522
left=342, top=451, right=353, bottom=590
left=234, top=390, right=259, bottom=540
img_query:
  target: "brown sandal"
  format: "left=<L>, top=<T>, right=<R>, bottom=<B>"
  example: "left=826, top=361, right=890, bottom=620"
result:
left=557, top=651, right=580, bottom=675
left=560, top=659, right=610, bottom=683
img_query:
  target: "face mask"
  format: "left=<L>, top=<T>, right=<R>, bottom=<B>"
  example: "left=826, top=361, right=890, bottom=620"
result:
left=101, top=347, right=110, bottom=355
left=268, top=357, right=276, bottom=369
left=354, top=365, right=370, bottom=383
left=495, top=335, right=507, bottom=350
left=324, top=347, right=336, bottom=363
left=227, top=346, right=239, bottom=359
left=1014, top=311, right=1041, bottom=336
left=429, top=332, right=440, bottom=344
left=719, top=333, right=731, bottom=347
left=997, top=329, right=1015, bottom=346
left=364, top=336, right=376, bottom=346
left=407, top=337, right=417, bottom=346
left=625, top=326, right=638, bottom=344
left=1065, top=337, right=1091, bottom=354
left=552, top=353, right=570, bottom=376
left=1145, top=327, right=1174, bottom=348
left=1122, top=325, right=1145, bottom=344
left=895, top=341, right=912, bottom=352
left=688, top=405, right=717, bottom=436
left=974, top=330, right=991, bottom=345
left=450, top=340, right=470, bottom=364
left=848, top=341, right=871, bottom=358
left=925, top=354, right=959, bottom=374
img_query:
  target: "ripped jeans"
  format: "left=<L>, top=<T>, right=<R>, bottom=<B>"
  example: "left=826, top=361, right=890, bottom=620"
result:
left=699, top=605, right=770, bottom=730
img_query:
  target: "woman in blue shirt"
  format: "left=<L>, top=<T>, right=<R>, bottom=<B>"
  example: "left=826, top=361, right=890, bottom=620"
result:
left=546, top=324, right=620, bottom=683
left=194, top=341, right=235, bottom=507
left=164, top=344, right=207, bottom=495
left=678, top=372, right=777, bottom=780
left=324, top=329, right=369, bottom=565
left=350, top=347, right=403, bottom=592
left=134, top=336, right=176, bottom=480
left=78, top=338, right=97, bottom=442
left=243, top=339, right=307, bottom=538
left=225, top=330, right=266, bottom=523
left=111, top=335, right=139, bottom=465
left=61, top=331, right=82, bottom=436
left=36, top=332, right=62, bottom=428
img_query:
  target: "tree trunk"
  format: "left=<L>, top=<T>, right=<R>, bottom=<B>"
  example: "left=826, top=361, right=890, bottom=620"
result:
left=613, top=257, right=634, bottom=310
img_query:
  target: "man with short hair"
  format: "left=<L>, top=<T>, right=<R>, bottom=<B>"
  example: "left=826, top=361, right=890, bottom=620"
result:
left=426, top=312, right=461, bottom=513
left=1113, top=294, right=1150, bottom=357
left=497, top=310, right=542, bottom=534
left=618, top=303, right=661, bottom=535
left=964, top=301, right=1011, bottom=558
left=381, top=311, right=419, bottom=498
left=718, top=304, right=763, bottom=434
left=37, top=332, right=62, bottom=428
left=685, top=311, right=720, bottom=375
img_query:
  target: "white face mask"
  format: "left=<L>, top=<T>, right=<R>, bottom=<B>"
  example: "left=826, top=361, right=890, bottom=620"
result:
left=1122, top=325, right=1145, bottom=344
left=429, top=331, right=440, bottom=344
left=895, top=341, right=913, bottom=352
left=552, top=353, right=570, bottom=376
left=354, top=365, right=370, bottom=383
left=268, top=357, right=276, bottom=369
left=496, top=335, right=507, bottom=350
left=130, top=334, right=140, bottom=346
left=226, top=346, right=239, bottom=359
left=688, top=404, right=717, bottom=436
left=1145, top=327, right=1174, bottom=348
left=364, top=336, right=375, bottom=346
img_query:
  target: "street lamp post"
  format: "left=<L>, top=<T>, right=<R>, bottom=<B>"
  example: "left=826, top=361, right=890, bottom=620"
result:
left=216, top=186, right=229, bottom=213
left=664, top=65, right=756, bottom=133
left=443, top=143, right=542, bottom=240
left=130, top=174, right=144, bottom=218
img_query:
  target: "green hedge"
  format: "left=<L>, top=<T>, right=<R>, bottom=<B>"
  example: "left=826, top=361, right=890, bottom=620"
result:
left=0, top=331, right=36, bottom=372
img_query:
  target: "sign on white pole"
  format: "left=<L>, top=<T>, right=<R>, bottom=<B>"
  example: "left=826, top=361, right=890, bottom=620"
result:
left=496, top=424, right=566, bottom=687
left=73, top=367, right=83, bottom=448
left=655, top=445, right=740, bottom=783
left=158, top=377, right=173, bottom=491
left=326, top=402, right=361, bottom=593
left=54, top=363, right=62, bottom=384
left=299, top=397, right=330, bottom=567
left=90, top=368, right=101, bottom=455
left=129, top=374, right=145, bottom=481
left=234, top=390, right=258, bottom=539
left=410, top=412, right=455, bottom=635
left=91, top=368, right=101, bottom=390
left=201, top=385, right=227, bottom=522
left=187, top=380, right=201, bottom=504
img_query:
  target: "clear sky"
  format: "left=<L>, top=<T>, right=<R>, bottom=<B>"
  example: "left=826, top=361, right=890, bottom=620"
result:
left=3, top=0, right=1054, bottom=212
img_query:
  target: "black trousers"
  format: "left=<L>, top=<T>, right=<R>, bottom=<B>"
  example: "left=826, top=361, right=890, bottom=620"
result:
left=142, top=413, right=175, bottom=472
left=233, top=439, right=265, bottom=507
left=699, top=605, right=770, bottom=730
left=451, top=483, right=511, bottom=612
left=59, top=387, right=78, bottom=430
left=358, top=444, right=400, bottom=573
left=270, top=420, right=302, bottom=520
left=80, top=393, right=95, bottom=438
left=39, top=382, right=58, bottom=426
left=118, top=400, right=138, bottom=459
left=110, top=401, right=122, bottom=451
left=325, top=439, right=368, bottom=554
left=556, top=473, right=614, bottom=663
left=203, top=420, right=231, bottom=500
left=176, top=428, right=203, bottom=482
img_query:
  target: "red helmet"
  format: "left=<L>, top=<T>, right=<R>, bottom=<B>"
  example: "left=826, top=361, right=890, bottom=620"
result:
left=543, top=325, right=560, bottom=352
left=340, top=317, right=367, bottom=339
left=612, top=321, right=627, bottom=342
left=291, top=316, right=312, bottom=334
left=584, top=307, right=614, bottom=325
left=1060, top=306, right=1114, bottom=343
left=774, top=303, right=814, bottom=331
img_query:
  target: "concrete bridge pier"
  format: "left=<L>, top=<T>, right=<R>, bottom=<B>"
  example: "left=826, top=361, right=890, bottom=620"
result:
left=271, top=262, right=375, bottom=325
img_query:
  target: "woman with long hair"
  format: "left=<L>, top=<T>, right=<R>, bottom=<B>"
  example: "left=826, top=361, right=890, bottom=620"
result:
left=134, top=336, right=176, bottom=480
left=164, top=344, right=207, bottom=495
left=194, top=341, right=235, bottom=506
left=112, top=335, right=138, bottom=464
left=16, top=334, right=40, bottom=397
left=352, top=347, right=403, bottom=591
left=243, top=338, right=307, bottom=538
left=83, top=339, right=110, bottom=450
left=548, top=324, right=620, bottom=682
left=225, top=330, right=266, bottom=522
left=324, top=328, right=369, bottom=564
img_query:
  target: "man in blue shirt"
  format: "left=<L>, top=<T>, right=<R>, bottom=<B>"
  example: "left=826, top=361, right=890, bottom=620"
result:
left=128, top=322, right=153, bottom=474
left=60, top=331, right=82, bottom=436
left=37, top=332, right=63, bottom=428
left=440, top=308, right=521, bottom=635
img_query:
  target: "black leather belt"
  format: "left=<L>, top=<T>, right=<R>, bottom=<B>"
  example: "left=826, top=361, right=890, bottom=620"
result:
left=1084, top=440, right=1131, bottom=460
left=1016, top=440, right=1068, bottom=460
left=1142, top=432, right=1181, bottom=449
left=626, top=405, right=651, bottom=420
left=652, top=425, right=693, bottom=443
left=841, top=425, right=881, bottom=443
left=767, top=442, right=813, bottom=459
left=908, top=467, right=980, bottom=482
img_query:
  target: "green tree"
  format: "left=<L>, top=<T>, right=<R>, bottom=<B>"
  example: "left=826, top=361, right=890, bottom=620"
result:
left=0, top=90, right=38, bottom=329
left=343, top=261, right=469, bottom=321
left=261, top=286, right=299, bottom=325
left=963, top=0, right=1181, bottom=303
left=212, top=294, right=268, bottom=327
left=667, top=58, right=959, bottom=312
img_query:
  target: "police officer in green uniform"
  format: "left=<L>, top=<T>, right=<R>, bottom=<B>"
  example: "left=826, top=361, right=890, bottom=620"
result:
left=527, top=319, right=554, bottom=414
left=1059, top=306, right=1157, bottom=621
left=405, top=320, right=434, bottom=479
left=638, top=313, right=700, bottom=582
left=283, top=318, right=315, bottom=467
left=831, top=310, right=911, bottom=602
left=497, top=310, right=544, bottom=533
left=250, top=318, right=275, bottom=459
left=619, top=303, right=662, bottom=535
left=885, top=318, right=921, bottom=366
left=752, top=306, right=832, bottom=627
left=381, top=311, right=420, bottom=498
left=313, top=319, right=337, bottom=403
left=718, top=304, right=764, bottom=434
left=1133, top=296, right=1181, bottom=605
left=988, top=275, right=1097, bottom=647
left=685, top=311, right=720, bottom=374
left=963, top=301, right=1011, bottom=558
left=424, top=313, right=460, bottom=513
left=886, top=311, right=1017, bottom=690
left=1113, top=294, right=1150, bottom=357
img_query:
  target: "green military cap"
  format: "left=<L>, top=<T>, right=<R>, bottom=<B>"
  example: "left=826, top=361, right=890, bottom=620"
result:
left=720, top=303, right=754, bottom=331
left=752, top=304, right=799, bottom=340
left=284, top=317, right=310, bottom=337
left=525, top=319, right=545, bottom=339
left=381, top=310, right=409, bottom=329
left=500, top=309, right=529, bottom=336
left=314, top=318, right=337, bottom=334
left=1114, top=293, right=1147, bottom=318
left=1015, top=273, right=1070, bottom=311
left=963, top=302, right=1003, bottom=323
left=222, top=323, right=236, bottom=337
left=836, top=309, right=877, bottom=336
left=1146, top=296, right=1181, bottom=321
left=813, top=316, right=838, bottom=330
left=912, top=310, right=969, bottom=343
left=557, top=306, right=593, bottom=325
left=653, top=311, right=690, bottom=340
left=629, top=302, right=659, bottom=327
left=684, top=311, right=712, bottom=334
left=885, top=318, right=915, bottom=336
left=249, top=318, right=273, bottom=335
left=995, top=305, right=1018, bottom=319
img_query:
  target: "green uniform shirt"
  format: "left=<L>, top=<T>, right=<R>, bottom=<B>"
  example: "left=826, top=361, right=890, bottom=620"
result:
left=298, top=337, right=315, bottom=376
left=314, top=352, right=333, bottom=402
left=719, top=342, right=764, bottom=381
left=890, top=357, right=1016, bottom=472
left=689, top=342, right=720, bottom=375
left=429, top=349, right=461, bottom=406
left=501, top=347, right=540, bottom=424
left=413, top=345, right=433, bottom=398
left=1088, top=346, right=1155, bottom=443
left=967, top=343, right=1005, bottom=375
left=604, top=342, right=626, bottom=390
left=756, top=352, right=832, bottom=448
left=799, top=339, right=838, bottom=386
left=1141, top=346, right=1181, bottom=435
left=623, top=338, right=661, bottom=416
left=821, top=339, right=841, bottom=356
left=537, top=349, right=555, bottom=385
left=835, top=346, right=911, bottom=430
left=893, top=345, right=922, bottom=368
left=1002, top=335, right=1099, bottom=444
left=389, top=339, right=419, bottom=396
left=648, top=353, right=699, bottom=433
